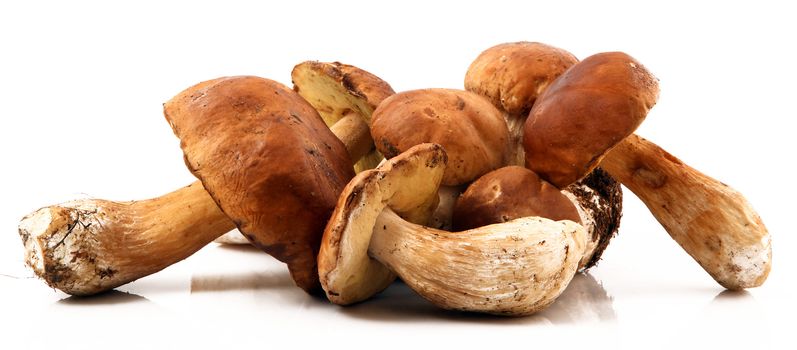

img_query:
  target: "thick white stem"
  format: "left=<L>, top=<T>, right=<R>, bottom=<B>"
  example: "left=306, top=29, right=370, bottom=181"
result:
left=368, top=207, right=586, bottom=316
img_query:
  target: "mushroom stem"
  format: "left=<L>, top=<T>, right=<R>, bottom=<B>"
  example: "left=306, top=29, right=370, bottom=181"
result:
left=18, top=182, right=232, bottom=295
left=330, top=113, right=373, bottom=163
left=19, top=120, right=370, bottom=296
left=503, top=112, right=527, bottom=166
left=367, top=207, right=586, bottom=316
left=600, top=134, right=771, bottom=289
left=428, top=185, right=465, bottom=230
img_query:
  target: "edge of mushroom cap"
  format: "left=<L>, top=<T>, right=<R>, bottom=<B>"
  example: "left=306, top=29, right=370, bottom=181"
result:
left=318, top=143, right=448, bottom=305
left=292, top=61, right=395, bottom=124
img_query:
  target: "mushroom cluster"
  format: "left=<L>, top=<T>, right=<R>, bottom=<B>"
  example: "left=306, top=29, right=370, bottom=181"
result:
left=18, top=42, right=771, bottom=316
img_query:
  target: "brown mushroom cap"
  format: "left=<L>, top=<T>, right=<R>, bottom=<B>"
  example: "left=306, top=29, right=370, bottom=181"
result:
left=524, top=52, right=659, bottom=188
left=292, top=61, right=394, bottom=126
left=292, top=61, right=395, bottom=172
left=453, top=166, right=581, bottom=231
left=371, top=89, right=510, bottom=186
left=164, top=76, right=355, bottom=293
left=451, top=166, right=623, bottom=270
left=465, top=41, right=579, bottom=116
left=318, top=143, right=447, bottom=305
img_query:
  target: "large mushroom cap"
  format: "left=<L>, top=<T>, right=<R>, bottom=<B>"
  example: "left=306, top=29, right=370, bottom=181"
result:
left=318, top=143, right=447, bottom=305
left=164, top=76, right=355, bottom=293
left=371, top=89, right=510, bottom=186
left=465, top=41, right=579, bottom=116
left=524, top=52, right=659, bottom=188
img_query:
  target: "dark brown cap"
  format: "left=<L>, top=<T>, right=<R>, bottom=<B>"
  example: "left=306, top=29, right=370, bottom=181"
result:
left=371, top=88, right=510, bottom=186
left=524, top=52, right=659, bottom=188
left=164, top=76, right=355, bottom=293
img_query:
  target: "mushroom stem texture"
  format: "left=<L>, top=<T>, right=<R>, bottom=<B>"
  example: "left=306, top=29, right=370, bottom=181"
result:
left=503, top=111, right=528, bottom=166
left=18, top=182, right=232, bottom=295
left=18, top=120, right=371, bottom=296
left=330, top=113, right=372, bottom=163
left=600, top=134, right=771, bottom=289
left=367, top=207, right=586, bottom=316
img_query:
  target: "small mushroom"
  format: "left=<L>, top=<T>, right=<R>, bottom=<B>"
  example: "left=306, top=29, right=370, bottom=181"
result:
left=453, top=166, right=581, bottom=230
left=524, top=52, right=771, bottom=289
left=453, top=166, right=622, bottom=270
left=18, top=76, right=360, bottom=295
left=465, top=42, right=578, bottom=165
left=318, top=143, right=587, bottom=316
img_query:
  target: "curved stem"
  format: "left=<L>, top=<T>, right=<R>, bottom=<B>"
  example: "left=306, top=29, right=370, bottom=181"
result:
left=600, top=134, right=771, bottom=289
left=367, top=207, right=585, bottom=316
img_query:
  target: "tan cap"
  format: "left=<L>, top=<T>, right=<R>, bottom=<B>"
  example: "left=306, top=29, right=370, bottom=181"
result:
left=524, top=52, right=659, bottom=188
left=164, top=76, right=355, bottom=293
left=465, top=41, right=578, bottom=116
left=292, top=61, right=395, bottom=172
left=318, top=143, right=447, bottom=305
left=371, top=88, right=510, bottom=186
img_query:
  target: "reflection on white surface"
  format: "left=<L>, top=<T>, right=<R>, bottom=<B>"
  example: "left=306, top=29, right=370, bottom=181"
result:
left=57, top=290, right=150, bottom=306
left=2, top=242, right=790, bottom=350
left=183, top=245, right=615, bottom=325
left=540, top=273, right=616, bottom=323
left=338, top=273, right=615, bottom=325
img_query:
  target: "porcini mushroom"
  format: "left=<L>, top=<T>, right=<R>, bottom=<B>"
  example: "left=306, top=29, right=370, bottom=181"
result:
left=453, top=166, right=622, bottom=270
left=369, top=88, right=511, bottom=229
left=215, top=61, right=395, bottom=245
left=524, top=52, right=771, bottom=289
left=318, top=143, right=587, bottom=316
left=465, top=42, right=578, bottom=165
left=18, top=76, right=363, bottom=295
left=370, top=88, right=511, bottom=186
left=453, top=166, right=581, bottom=230
left=292, top=61, right=394, bottom=173
left=599, top=135, right=771, bottom=289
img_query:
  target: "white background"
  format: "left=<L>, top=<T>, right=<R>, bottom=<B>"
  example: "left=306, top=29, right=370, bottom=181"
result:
left=1, top=1, right=794, bottom=349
